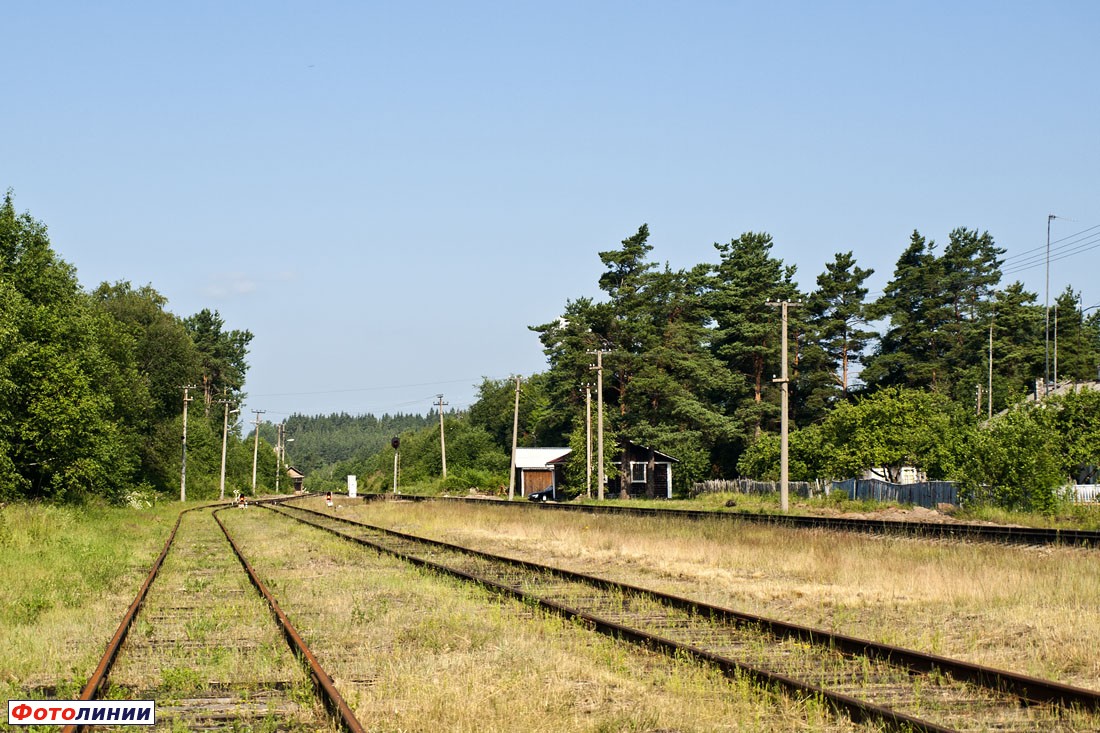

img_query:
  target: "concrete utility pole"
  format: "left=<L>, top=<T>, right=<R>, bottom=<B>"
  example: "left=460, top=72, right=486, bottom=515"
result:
left=216, top=398, right=239, bottom=500
left=588, top=349, right=609, bottom=500
left=988, top=319, right=994, bottom=420
left=766, top=301, right=800, bottom=513
left=585, top=383, right=593, bottom=499
left=250, top=410, right=265, bottom=493
left=1045, top=214, right=1057, bottom=395
left=508, top=377, right=521, bottom=500
left=275, top=423, right=284, bottom=494
left=436, top=394, right=448, bottom=478
left=1054, top=305, right=1059, bottom=388
left=179, top=385, right=197, bottom=502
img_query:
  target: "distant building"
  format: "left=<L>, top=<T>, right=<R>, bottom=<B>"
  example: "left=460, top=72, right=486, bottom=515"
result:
left=608, top=441, right=678, bottom=499
left=286, top=466, right=305, bottom=493
left=862, top=466, right=926, bottom=485
left=514, top=447, right=571, bottom=497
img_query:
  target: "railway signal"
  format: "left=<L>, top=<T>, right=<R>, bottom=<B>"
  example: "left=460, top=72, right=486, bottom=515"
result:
left=391, top=437, right=400, bottom=494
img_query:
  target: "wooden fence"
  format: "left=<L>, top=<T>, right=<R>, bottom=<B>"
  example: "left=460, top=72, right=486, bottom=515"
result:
left=830, top=478, right=958, bottom=508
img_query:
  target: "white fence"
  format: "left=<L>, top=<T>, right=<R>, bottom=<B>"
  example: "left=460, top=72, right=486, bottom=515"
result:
left=1072, top=484, right=1100, bottom=503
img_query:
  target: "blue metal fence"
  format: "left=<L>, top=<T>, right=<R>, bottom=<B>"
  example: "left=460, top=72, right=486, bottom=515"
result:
left=830, top=478, right=958, bottom=508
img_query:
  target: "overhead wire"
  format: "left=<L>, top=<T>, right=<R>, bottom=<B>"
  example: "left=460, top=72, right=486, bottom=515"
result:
left=249, top=376, right=502, bottom=399
left=1002, top=233, right=1100, bottom=277
left=999, top=223, right=1100, bottom=264
left=859, top=222, right=1100, bottom=300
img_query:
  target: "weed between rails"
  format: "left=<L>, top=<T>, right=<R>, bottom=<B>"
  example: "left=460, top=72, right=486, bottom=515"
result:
left=218, top=506, right=873, bottom=732
left=342, top=497, right=1100, bottom=692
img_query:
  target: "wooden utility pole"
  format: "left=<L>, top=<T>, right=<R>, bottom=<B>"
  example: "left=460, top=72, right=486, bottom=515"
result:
left=250, top=410, right=265, bottom=493
left=508, top=377, right=521, bottom=500
left=588, top=350, right=608, bottom=500
left=766, top=301, right=800, bottom=513
left=436, top=394, right=448, bottom=478
left=585, top=384, right=593, bottom=499
left=179, top=385, right=196, bottom=502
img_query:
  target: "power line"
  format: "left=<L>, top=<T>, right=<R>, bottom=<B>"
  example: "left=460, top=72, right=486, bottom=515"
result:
left=1002, top=229, right=1100, bottom=269
left=1000, top=222, right=1100, bottom=263
left=249, top=377, right=490, bottom=398
left=1003, top=232, right=1100, bottom=277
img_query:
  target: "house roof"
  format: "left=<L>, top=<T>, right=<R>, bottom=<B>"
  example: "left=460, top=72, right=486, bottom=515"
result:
left=515, top=447, right=571, bottom=469
left=285, top=466, right=305, bottom=479
left=622, top=440, right=680, bottom=463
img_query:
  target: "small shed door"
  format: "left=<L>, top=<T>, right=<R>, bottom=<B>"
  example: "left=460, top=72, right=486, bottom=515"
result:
left=523, top=469, right=553, bottom=495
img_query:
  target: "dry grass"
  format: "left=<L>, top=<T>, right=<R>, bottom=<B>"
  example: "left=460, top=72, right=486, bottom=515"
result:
left=222, top=507, right=876, bottom=732
left=319, top=497, right=1100, bottom=691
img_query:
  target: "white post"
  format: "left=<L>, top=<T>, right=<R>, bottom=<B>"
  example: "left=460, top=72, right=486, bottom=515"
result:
left=180, top=386, right=193, bottom=502
left=585, top=384, right=593, bottom=499
left=508, top=377, right=521, bottom=500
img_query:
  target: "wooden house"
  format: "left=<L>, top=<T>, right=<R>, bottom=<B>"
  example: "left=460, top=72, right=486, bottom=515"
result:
left=609, top=442, right=678, bottom=499
left=286, top=466, right=305, bottom=493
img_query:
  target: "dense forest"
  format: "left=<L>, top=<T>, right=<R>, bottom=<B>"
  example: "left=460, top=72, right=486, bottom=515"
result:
left=3, top=192, right=1099, bottom=511
left=0, top=192, right=264, bottom=503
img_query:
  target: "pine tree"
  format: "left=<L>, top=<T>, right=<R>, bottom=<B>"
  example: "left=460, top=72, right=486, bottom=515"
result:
left=988, top=282, right=1044, bottom=408
left=800, top=251, right=874, bottom=417
left=862, top=231, right=947, bottom=391
left=706, top=232, right=798, bottom=460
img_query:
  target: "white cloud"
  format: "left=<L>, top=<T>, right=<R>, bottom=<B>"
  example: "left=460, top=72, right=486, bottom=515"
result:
left=202, top=273, right=259, bottom=299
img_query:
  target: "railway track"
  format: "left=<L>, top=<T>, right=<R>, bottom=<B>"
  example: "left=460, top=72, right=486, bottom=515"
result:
left=273, top=500, right=1100, bottom=733
left=370, top=493, right=1100, bottom=547
left=59, top=502, right=361, bottom=732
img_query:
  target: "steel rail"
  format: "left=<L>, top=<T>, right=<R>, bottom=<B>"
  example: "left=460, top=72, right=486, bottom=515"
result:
left=270, top=503, right=957, bottom=732
left=61, top=496, right=360, bottom=733
left=212, top=507, right=365, bottom=733
left=61, top=504, right=213, bottom=733
left=372, top=493, right=1100, bottom=548
left=278, top=501, right=1100, bottom=712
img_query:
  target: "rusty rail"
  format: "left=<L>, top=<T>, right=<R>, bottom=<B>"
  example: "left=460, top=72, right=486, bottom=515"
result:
left=274, top=501, right=1100, bottom=732
left=62, top=497, right=362, bottom=733
left=61, top=504, right=206, bottom=733
left=368, top=492, right=1100, bottom=547
left=212, top=508, right=365, bottom=733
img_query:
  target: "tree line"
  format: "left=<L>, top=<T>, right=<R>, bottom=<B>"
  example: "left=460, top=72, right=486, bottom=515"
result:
left=329, top=223, right=1100, bottom=511
left=5, top=189, right=1099, bottom=510
left=0, top=192, right=260, bottom=503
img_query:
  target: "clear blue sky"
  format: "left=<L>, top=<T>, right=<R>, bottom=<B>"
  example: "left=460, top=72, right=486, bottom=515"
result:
left=4, top=2, right=1098, bottom=424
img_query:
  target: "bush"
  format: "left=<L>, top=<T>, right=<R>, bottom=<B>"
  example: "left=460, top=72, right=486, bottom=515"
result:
left=954, top=406, right=1065, bottom=513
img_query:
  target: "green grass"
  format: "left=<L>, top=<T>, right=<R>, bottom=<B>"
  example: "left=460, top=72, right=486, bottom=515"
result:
left=0, top=501, right=188, bottom=696
left=954, top=501, right=1100, bottom=530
